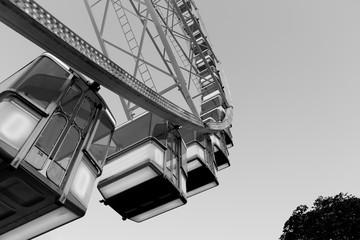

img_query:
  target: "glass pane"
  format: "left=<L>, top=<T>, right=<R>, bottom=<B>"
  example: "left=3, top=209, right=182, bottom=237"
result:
left=16, top=57, right=70, bottom=109
left=180, top=139, right=187, bottom=175
left=61, top=85, right=82, bottom=116
left=47, top=126, right=80, bottom=186
left=26, top=146, right=48, bottom=170
left=166, top=130, right=179, bottom=185
left=165, top=149, right=174, bottom=180
left=205, top=135, right=213, bottom=155
left=111, top=113, right=150, bottom=151
left=167, top=130, right=177, bottom=153
left=150, top=114, right=167, bottom=144
left=196, top=132, right=206, bottom=144
left=89, top=112, right=113, bottom=167
left=47, top=161, right=65, bottom=186
left=54, top=127, right=80, bottom=167
left=180, top=127, right=194, bottom=143
left=166, top=150, right=178, bottom=185
left=0, top=60, right=35, bottom=92
left=75, top=98, right=94, bottom=129
left=36, top=114, right=67, bottom=155
left=204, top=137, right=216, bottom=175
left=107, top=140, right=117, bottom=157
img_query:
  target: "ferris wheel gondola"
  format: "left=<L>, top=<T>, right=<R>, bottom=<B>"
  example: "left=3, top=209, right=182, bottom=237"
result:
left=0, top=53, right=115, bottom=239
left=0, top=0, right=234, bottom=237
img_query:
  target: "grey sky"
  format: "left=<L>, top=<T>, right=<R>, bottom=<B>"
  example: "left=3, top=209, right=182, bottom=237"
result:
left=1, top=0, right=360, bottom=239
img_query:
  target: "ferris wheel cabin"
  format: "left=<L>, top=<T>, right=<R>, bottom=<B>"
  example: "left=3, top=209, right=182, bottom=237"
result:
left=98, top=112, right=187, bottom=222
left=180, top=128, right=218, bottom=197
left=0, top=53, right=115, bottom=239
left=200, top=84, right=232, bottom=171
left=176, top=0, right=192, bottom=14
left=210, top=132, right=230, bottom=171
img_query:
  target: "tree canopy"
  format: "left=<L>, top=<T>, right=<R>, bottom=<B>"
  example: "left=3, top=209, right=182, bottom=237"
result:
left=280, top=193, right=360, bottom=240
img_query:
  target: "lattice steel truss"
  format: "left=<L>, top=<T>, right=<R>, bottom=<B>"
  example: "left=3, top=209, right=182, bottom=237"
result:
left=83, top=0, right=232, bottom=120
left=0, top=0, right=233, bottom=132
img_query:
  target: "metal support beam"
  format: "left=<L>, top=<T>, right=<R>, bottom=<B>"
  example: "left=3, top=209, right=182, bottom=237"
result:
left=170, top=0, right=231, bottom=108
left=143, top=0, right=199, bottom=117
left=0, top=0, right=232, bottom=132
left=133, top=9, right=149, bottom=79
left=102, top=38, right=176, bottom=79
left=84, top=0, right=133, bottom=120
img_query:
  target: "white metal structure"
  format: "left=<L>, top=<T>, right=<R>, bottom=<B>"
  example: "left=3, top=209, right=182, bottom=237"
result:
left=0, top=0, right=233, bottom=133
left=0, top=0, right=234, bottom=236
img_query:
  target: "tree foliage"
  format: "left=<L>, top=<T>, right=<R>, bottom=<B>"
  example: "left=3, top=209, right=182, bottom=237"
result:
left=280, top=193, right=360, bottom=240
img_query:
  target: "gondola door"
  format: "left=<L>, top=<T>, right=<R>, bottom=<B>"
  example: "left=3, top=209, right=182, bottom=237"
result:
left=0, top=54, right=115, bottom=239
left=25, top=78, right=95, bottom=187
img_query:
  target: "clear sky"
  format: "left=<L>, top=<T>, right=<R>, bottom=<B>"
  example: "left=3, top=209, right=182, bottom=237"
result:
left=1, top=0, right=360, bottom=239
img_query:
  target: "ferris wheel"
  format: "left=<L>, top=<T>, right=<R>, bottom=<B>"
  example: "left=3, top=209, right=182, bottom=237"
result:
left=0, top=0, right=234, bottom=239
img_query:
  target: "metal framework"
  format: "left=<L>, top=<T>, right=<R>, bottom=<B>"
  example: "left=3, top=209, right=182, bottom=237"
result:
left=0, top=0, right=233, bottom=133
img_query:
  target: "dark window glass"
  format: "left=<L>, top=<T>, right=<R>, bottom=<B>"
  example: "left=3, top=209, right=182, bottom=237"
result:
left=47, top=126, right=80, bottom=186
left=26, top=114, right=66, bottom=170
left=89, top=111, right=113, bottom=167
left=180, top=139, right=187, bottom=175
left=0, top=60, right=35, bottom=91
left=107, top=140, right=117, bottom=157
left=167, top=128, right=177, bottom=152
left=36, top=114, right=67, bottom=155
left=111, top=113, right=151, bottom=151
left=61, top=85, right=82, bottom=116
left=166, top=130, right=179, bottom=185
left=204, top=136, right=215, bottom=174
left=75, top=98, right=94, bottom=129
left=150, top=114, right=167, bottom=144
left=180, top=127, right=194, bottom=143
left=54, top=126, right=80, bottom=168
left=16, top=57, right=70, bottom=109
left=195, top=132, right=206, bottom=143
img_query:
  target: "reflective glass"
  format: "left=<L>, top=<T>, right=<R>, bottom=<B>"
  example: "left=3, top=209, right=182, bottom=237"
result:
left=166, top=130, right=179, bottom=185
left=150, top=114, right=167, bottom=144
left=180, top=139, right=187, bottom=175
left=54, top=126, right=80, bottom=168
left=179, top=127, right=194, bottom=144
left=16, top=57, right=70, bottom=109
left=89, top=111, right=113, bottom=167
left=106, top=140, right=117, bottom=157
left=75, top=98, right=94, bottom=129
left=46, top=162, right=65, bottom=186
left=0, top=60, right=35, bottom=92
left=47, top=126, right=80, bottom=186
left=61, top=85, right=82, bottom=116
left=112, top=113, right=151, bottom=151
left=26, top=146, right=48, bottom=170
left=36, top=114, right=67, bottom=155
